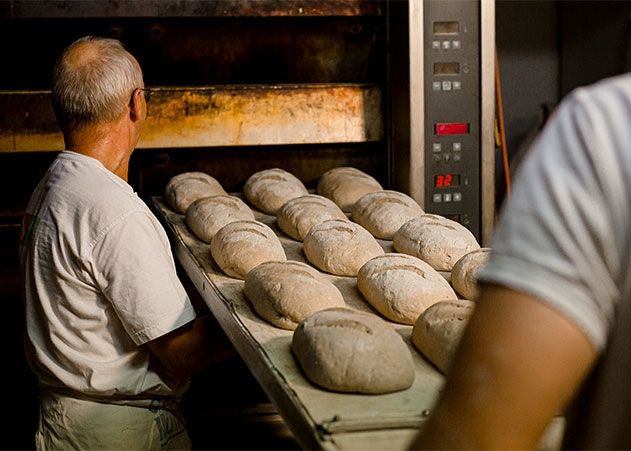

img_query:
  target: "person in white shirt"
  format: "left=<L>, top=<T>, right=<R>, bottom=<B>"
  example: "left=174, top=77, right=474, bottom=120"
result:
left=412, top=73, right=631, bottom=448
left=20, top=36, right=231, bottom=450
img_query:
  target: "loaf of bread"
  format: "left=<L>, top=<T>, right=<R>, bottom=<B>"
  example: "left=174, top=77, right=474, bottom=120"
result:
left=411, top=300, right=475, bottom=374
left=393, top=214, right=480, bottom=271
left=185, top=195, right=255, bottom=243
left=357, top=253, right=458, bottom=325
left=292, top=308, right=415, bottom=394
left=243, top=168, right=308, bottom=215
left=164, top=172, right=227, bottom=214
left=352, top=190, right=424, bottom=239
left=316, top=167, right=383, bottom=212
left=303, top=219, right=385, bottom=276
left=244, top=261, right=345, bottom=330
left=210, top=220, right=286, bottom=279
left=451, top=248, right=491, bottom=301
left=276, top=194, right=347, bottom=241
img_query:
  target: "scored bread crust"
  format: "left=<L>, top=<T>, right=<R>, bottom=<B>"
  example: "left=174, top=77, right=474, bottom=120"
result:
left=244, top=261, right=345, bottom=330
left=352, top=190, right=424, bottom=240
left=411, top=300, right=475, bottom=374
left=243, top=168, right=308, bottom=215
left=357, top=253, right=457, bottom=325
left=276, top=194, right=347, bottom=241
left=303, top=219, right=385, bottom=276
left=292, top=308, right=415, bottom=394
left=185, top=195, right=255, bottom=243
left=164, top=172, right=227, bottom=214
left=451, top=248, right=491, bottom=300
left=210, top=220, right=286, bottom=279
left=393, top=214, right=480, bottom=271
left=317, top=167, right=383, bottom=212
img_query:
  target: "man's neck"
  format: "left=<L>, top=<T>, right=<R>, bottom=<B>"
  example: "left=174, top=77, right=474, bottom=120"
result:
left=64, top=120, right=135, bottom=181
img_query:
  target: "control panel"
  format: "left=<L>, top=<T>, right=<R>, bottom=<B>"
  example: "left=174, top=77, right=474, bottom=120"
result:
left=424, top=0, right=481, bottom=238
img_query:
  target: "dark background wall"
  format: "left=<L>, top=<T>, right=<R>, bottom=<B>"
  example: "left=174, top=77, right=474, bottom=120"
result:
left=497, top=1, right=631, bottom=179
left=496, top=1, right=559, bottom=166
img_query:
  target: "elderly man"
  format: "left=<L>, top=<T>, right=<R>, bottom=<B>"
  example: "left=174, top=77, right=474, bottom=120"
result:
left=20, top=36, right=230, bottom=449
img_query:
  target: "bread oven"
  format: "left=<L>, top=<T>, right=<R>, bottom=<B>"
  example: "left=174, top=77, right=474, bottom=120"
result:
left=0, top=0, right=494, bottom=242
left=0, top=0, right=494, bottom=447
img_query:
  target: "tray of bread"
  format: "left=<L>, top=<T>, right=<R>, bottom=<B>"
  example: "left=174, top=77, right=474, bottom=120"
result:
left=153, top=167, right=489, bottom=450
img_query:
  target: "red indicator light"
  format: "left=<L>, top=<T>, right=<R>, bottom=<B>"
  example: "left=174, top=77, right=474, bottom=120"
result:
left=435, top=122, right=469, bottom=135
left=434, top=174, right=461, bottom=188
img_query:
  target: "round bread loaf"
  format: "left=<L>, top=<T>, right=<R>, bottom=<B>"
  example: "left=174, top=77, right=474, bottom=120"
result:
left=411, top=300, right=475, bottom=374
left=244, top=261, right=345, bottom=330
left=393, top=214, right=480, bottom=271
left=316, top=167, right=383, bottom=212
left=303, top=219, right=385, bottom=276
left=357, top=253, right=458, bottom=325
left=243, top=168, right=308, bottom=215
left=210, top=220, right=286, bottom=279
left=451, top=248, right=491, bottom=301
left=164, top=172, right=227, bottom=214
left=276, top=194, right=347, bottom=241
left=292, top=308, right=415, bottom=394
left=352, top=190, right=424, bottom=239
left=185, top=195, right=255, bottom=243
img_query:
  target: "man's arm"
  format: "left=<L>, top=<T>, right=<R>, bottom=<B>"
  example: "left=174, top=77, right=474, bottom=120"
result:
left=147, top=314, right=234, bottom=381
left=412, top=283, right=598, bottom=449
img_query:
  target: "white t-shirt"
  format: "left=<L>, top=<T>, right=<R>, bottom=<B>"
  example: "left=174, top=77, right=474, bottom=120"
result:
left=479, top=73, right=631, bottom=447
left=20, top=151, right=196, bottom=408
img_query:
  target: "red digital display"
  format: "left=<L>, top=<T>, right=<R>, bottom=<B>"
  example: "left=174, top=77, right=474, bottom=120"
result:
left=434, top=122, right=469, bottom=135
left=434, top=174, right=460, bottom=188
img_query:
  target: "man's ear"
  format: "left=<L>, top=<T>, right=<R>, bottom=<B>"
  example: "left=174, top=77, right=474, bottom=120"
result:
left=129, top=88, right=145, bottom=122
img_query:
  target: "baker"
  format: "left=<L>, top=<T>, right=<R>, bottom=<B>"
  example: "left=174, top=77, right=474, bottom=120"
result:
left=20, top=36, right=231, bottom=449
left=413, top=72, right=631, bottom=448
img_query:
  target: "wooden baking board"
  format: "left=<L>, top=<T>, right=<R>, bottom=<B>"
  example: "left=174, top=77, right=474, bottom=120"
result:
left=153, top=197, right=444, bottom=450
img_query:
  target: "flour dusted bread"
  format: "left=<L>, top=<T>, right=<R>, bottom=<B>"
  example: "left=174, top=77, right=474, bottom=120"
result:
left=451, top=248, right=491, bottom=301
left=276, top=194, right=346, bottom=241
left=393, top=214, right=480, bottom=271
left=292, top=308, right=415, bottom=394
left=243, top=168, right=308, bottom=214
left=244, top=261, right=345, bottom=330
left=352, top=190, right=424, bottom=239
left=411, top=300, right=475, bottom=374
left=165, top=172, right=227, bottom=214
left=185, top=195, right=255, bottom=243
left=210, top=220, right=286, bottom=279
left=357, top=254, right=457, bottom=325
left=303, top=219, right=384, bottom=276
left=317, top=167, right=383, bottom=212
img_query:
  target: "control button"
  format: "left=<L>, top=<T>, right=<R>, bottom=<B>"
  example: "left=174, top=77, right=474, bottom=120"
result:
left=453, top=192, right=462, bottom=202
left=452, top=40, right=461, bottom=49
left=444, top=193, right=452, bottom=202
left=433, top=193, right=442, bottom=203
left=453, top=142, right=461, bottom=151
left=442, top=41, right=451, bottom=50
left=443, top=153, right=451, bottom=162
left=453, top=153, right=461, bottom=162
left=433, top=143, right=442, bottom=152
left=442, top=81, right=452, bottom=91
left=433, top=154, right=442, bottom=163
left=432, top=41, right=441, bottom=50
left=453, top=81, right=461, bottom=90
left=432, top=81, right=441, bottom=91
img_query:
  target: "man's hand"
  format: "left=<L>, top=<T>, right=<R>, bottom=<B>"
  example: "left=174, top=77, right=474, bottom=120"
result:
left=147, top=314, right=235, bottom=382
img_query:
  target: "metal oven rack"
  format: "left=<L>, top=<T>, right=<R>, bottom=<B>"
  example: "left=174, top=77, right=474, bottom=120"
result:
left=153, top=197, right=444, bottom=450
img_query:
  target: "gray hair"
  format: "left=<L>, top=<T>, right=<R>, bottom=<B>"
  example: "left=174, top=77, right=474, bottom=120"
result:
left=52, top=36, right=144, bottom=131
